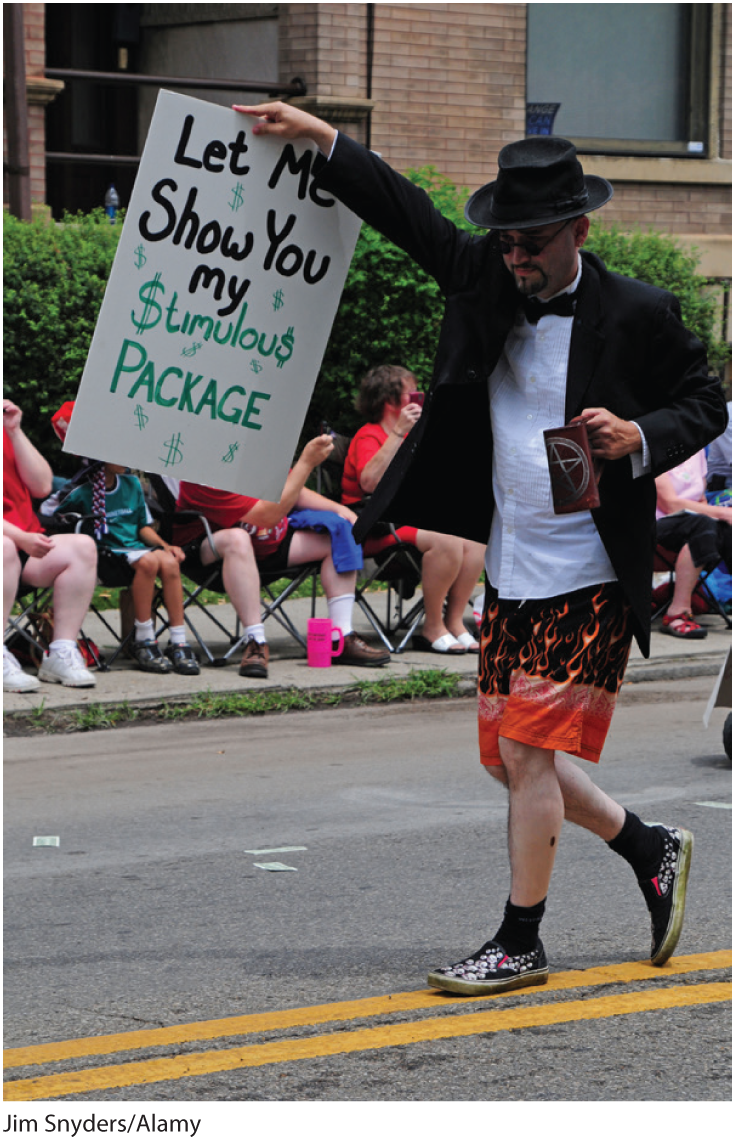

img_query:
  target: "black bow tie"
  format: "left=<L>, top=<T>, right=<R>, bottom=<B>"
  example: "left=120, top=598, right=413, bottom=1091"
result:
left=520, top=292, right=577, bottom=323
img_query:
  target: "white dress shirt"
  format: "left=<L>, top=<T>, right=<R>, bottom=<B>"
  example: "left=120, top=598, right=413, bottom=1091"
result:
left=486, top=259, right=647, bottom=600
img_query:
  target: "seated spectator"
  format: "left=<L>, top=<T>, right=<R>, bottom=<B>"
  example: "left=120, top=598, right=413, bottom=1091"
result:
left=173, top=508, right=266, bottom=679
left=173, top=433, right=390, bottom=675
left=58, top=462, right=200, bottom=676
left=342, top=364, right=486, bottom=654
left=707, top=399, right=732, bottom=494
left=655, top=449, right=732, bottom=639
left=3, top=399, right=97, bottom=692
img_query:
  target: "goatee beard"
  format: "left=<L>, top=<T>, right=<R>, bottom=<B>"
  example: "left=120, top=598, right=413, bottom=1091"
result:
left=514, top=270, right=547, bottom=297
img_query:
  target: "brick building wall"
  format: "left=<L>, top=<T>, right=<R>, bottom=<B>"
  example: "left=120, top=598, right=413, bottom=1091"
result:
left=280, top=2, right=731, bottom=245
left=24, top=3, right=46, bottom=203
left=3, top=3, right=61, bottom=210
left=369, top=2, right=527, bottom=191
left=6, top=3, right=731, bottom=255
left=603, top=182, right=732, bottom=236
left=720, top=2, right=732, bottom=162
left=280, top=2, right=371, bottom=142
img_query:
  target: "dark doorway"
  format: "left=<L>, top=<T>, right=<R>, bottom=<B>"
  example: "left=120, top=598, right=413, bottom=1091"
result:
left=45, top=4, right=141, bottom=218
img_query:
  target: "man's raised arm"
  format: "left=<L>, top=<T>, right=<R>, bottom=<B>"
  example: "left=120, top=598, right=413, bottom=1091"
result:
left=233, top=101, right=337, bottom=156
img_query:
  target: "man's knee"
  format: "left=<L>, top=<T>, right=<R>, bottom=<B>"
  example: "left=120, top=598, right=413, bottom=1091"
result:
left=498, top=735, right=555, bottom=783
left=483, top=763, right=509, bottom=789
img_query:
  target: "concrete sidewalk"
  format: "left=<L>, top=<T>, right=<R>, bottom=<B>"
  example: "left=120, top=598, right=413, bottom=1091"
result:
left=3, top=592, right=731, bottom=716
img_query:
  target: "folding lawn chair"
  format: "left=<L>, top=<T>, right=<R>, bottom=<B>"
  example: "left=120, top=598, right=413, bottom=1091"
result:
left=4, top=585, right=55, bottom=668
left=147, top=474, right=322, bottom=663
left=316, top=430, right=425, bottom=653
left=652, top=543, right=732, bottom=629
left=43, top=468, right=169, bottom=671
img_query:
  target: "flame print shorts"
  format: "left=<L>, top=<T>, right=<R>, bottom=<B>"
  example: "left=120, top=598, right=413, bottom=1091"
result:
left=478, top=582, right=633, bottom=766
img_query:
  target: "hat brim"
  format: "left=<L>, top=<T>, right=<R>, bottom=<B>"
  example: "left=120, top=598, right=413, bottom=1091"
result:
left=464, top=174, right=613, bottom=230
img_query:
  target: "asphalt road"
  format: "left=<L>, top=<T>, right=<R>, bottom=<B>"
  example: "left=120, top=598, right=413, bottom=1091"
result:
left=3, top=675, right=731, bottom=1111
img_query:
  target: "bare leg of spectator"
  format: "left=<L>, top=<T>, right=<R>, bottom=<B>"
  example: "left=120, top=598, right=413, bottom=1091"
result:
left=20, top=533, right=97, bottom=641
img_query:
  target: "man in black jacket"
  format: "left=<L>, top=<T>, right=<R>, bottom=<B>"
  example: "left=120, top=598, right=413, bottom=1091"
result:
left=236, top=101, right=727, bottom=995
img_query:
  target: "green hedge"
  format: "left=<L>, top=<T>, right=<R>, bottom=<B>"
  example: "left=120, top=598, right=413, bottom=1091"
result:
left=305, top=166, right=481, bottom=442
left=3, top=208, right=122, bottom=475
left=4, top=175, right=729, bottom=473
left=307, top=169, right=731, bottom=442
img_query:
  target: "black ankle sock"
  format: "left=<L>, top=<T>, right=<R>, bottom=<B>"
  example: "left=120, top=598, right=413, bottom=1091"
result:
left=492, top=896, right=546, bottom=956
left=607, top=809, right=664, bottom=879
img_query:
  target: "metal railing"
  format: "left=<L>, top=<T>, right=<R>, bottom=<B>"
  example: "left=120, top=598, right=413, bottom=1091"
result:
left=44, top=68, right=306, bottom=168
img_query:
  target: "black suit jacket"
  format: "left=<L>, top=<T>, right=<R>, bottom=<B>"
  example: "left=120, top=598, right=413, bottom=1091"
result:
left=314, top=134, right=727, bottom=655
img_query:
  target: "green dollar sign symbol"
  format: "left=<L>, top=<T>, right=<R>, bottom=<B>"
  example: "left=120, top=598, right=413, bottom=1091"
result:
left=272, top=288, right=285, bottom=311
left=276, top=326, right=295, bottom=369
left=160, top=432, right=184, bottom=467
left=229, top=183, right=245, bottom=211
left=222, top=442, right=239, bottom=463
left=134, top=244, right=147, bottom=269
left=131, top=272, right=164, bottom=335
left=133, top=404, right=149, bottom=430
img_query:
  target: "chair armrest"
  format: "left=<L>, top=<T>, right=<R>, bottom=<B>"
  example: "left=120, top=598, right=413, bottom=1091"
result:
left=173, top=509, right=220, bottom=560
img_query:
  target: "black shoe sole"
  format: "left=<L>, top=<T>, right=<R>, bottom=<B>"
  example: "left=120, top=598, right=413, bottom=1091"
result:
left=651, top=828, right=693, bottom=966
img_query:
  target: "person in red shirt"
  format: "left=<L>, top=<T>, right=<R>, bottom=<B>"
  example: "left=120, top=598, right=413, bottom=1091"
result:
left=342, top=365, right=486, bottom=653
left=3, top=400, right=97, bottom=692
left=174, top=433, right=390, bottom=675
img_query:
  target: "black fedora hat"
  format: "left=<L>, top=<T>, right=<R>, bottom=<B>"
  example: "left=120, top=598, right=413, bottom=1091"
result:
left=465, top=136, right=613, bottom=230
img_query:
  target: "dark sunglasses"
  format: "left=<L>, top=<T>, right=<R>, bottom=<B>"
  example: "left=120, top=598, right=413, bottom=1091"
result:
left=497, top=218, right=573, bottom=256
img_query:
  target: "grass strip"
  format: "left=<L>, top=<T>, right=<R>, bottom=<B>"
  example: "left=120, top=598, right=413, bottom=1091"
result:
left=4, top=669, right=464, bottom=736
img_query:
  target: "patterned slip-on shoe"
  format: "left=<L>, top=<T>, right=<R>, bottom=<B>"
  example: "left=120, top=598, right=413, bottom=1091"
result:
left=428, top=939, right=549, bottom=996
left=638, top=825, right=693, bottom=966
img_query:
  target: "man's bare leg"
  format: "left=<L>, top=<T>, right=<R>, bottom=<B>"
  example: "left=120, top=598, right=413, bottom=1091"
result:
left=485, top=751, right=625, bottom=840
left=498, top=736, right=564, bottom=906
left=484, top=749, right=692, bottom=969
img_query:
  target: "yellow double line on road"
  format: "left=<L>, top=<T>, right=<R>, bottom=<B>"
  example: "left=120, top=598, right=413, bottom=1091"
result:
left=4, top=951, right=731, bottom=1101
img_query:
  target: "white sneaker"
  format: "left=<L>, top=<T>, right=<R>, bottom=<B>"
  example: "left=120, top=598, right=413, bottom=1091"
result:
left=3, top=646, right=41, bottom=692
left=38, top=645, right=96, bottom=688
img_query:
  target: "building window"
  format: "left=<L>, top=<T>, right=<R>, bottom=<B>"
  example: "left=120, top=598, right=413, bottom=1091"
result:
left=526, top=3, right=711, bottom=157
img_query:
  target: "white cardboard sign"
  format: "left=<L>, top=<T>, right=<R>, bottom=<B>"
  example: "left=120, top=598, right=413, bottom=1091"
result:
left=64, top=90, right=361, bottom=500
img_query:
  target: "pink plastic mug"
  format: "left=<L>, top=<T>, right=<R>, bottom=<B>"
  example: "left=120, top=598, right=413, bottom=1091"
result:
left=307, top=618, right=344, bottom=667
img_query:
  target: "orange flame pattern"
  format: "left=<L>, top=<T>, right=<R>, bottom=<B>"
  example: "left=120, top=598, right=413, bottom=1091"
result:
left=477, top=583, right=632, bottom=765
